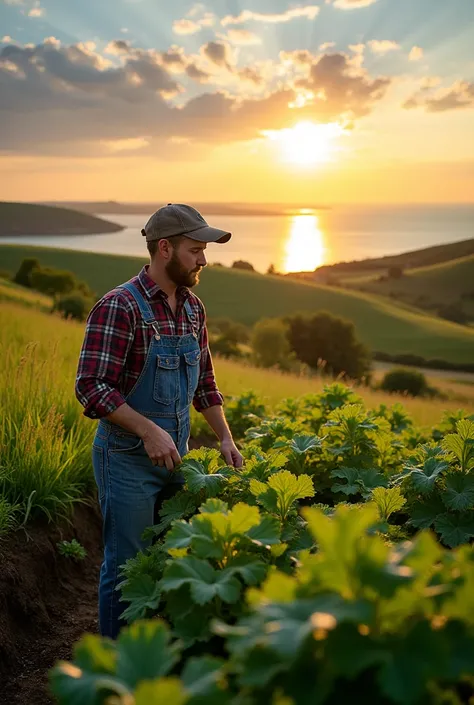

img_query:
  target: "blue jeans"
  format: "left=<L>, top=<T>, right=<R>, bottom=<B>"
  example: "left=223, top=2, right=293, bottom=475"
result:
left=92, top=419, right=187, bottom=639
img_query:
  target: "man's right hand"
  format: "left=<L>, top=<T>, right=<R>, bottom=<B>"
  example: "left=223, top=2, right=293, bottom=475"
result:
left=141, top=424, right=181, bottom=471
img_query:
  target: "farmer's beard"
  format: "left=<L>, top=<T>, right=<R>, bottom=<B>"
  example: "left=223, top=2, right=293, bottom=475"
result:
left=165, top=249, right=202, bottom=288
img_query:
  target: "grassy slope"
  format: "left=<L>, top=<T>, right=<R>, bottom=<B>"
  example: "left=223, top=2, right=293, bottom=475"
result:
left=1, top=244, right=474, bottom=363
left=0, top=202, right=123, bottom=235
left=344, top=255, right=474, bottom=315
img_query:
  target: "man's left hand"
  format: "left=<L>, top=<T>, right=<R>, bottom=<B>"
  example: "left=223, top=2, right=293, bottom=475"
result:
left=220, top=438, right=243, bottom=468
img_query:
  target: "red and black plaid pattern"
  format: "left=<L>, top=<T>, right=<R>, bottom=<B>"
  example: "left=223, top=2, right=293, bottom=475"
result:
left=75, top=266, right=223, bottom=418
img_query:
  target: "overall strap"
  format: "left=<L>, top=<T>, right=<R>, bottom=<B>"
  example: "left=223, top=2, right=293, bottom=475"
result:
left=118, top=281, right=161, bottom=338
left=183, top=298, right=199, bottom=337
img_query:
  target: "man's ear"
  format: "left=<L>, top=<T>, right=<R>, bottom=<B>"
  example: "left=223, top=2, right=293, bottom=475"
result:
left=158, top=238, right=172, bottom=260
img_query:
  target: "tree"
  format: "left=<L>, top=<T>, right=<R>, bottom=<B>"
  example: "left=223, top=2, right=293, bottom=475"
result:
left=285, top=311, right=371, bottom=380
left=232, top=260, right=254, bottom=271
left=30, top=267, right=77, bottom=298
left=13, top=258, right=40, bottom=288
left=251, top=318, right=291, bottom=370
left=266, top=264, right=276, bottom=275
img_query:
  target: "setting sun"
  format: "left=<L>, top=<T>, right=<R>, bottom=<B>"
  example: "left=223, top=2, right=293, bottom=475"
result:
left=263, top=121, right=346, bottom=167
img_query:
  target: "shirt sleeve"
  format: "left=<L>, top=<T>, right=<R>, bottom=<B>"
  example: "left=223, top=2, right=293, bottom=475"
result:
left=193, top=301, right=224, bottom=412
left=75, top=292, right=135, bottom=419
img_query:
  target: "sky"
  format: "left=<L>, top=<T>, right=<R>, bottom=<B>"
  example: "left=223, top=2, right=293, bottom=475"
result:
left=1, top=0, right=474, bottom=204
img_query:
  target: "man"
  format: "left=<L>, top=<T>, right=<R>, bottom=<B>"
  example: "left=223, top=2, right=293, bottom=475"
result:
left=75, top=203, right=243, bottom=640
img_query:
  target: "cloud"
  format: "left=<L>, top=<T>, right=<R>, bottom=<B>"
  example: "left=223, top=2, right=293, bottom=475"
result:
left=221, top=6, right=320, bottom=26
left=225, top=29, right=261, bottom=45
left=2, top=36, right=13, bottom=43
left=367, top=40, right=400, bottom=55
left=319, top=42, right=335, bottom=51
left=404, top=79, right=474, bottom=112
left=297, top=51, right=391, bottom=120
left=409, top=46, right=424, bottom=61
left=28, top=5, right=44, bottom=17
left=328, top=0, right=378, bottom=8
left=173, top=7, right=215, bottom=35
left=201, top=40, right=233, bottom=70
left=0, top=39, right=392, bottom=156
left=185, top=62, right=211, bottom=83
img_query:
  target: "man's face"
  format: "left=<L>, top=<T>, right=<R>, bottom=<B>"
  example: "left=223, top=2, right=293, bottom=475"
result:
left=165, top=237, right=207, bottom=287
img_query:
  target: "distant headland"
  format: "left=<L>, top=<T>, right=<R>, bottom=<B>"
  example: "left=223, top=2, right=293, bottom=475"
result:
left=42, top=200, right=330, bottom=217
left=0, top=202, right=124, bottom=236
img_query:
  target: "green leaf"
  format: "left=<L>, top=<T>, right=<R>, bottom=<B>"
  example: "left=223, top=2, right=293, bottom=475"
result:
left=442, top=419, right=474, bottom=472
left=50, top=636, right=120, bottom=705
left=160, top=557, right=241, bottom=604
left=442, top=472, right=474, bottom=512
left=408, top=495, right=446, bottom=529
left=331, top=467, right=360, bottom=496
left=181, top=656, right=229, bottom=704
left=325, top=623, right=387, bottom=679
left=146, top=491, right=199, bottom=537
left=118, top=574, right=162, bottom=624
left=162, top=520, right=202, bottom=553
left=182, top=459, right=232, bottom=496
left=246, top=514, right=281, bottom=546
left=372, top=487, right=406, bottom=522
left=401, top=456, right=448, bottom=494
left=434, top=512, right=474, bottom=548
left=227, top=502, right=261, bottom=534
left=226, top=554, right=268, bottom=585
left=267, top=471, right=314, bottom=520
left=116, top=620, right=180, bottom=689
left=288, top=435, right=322, bottom=454
left=199, top=498, right=228, bottom=514
left=358, top=468, right=388, bottom=495
left=134, top=677, right=189, bottom=705
left=246, top=569, right=297, bottom=605
left=378, top=621, right=447, bottom=704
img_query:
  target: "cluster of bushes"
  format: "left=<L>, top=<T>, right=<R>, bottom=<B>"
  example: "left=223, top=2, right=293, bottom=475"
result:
left=12, top=257, right=94, bottom=321
left=211, top=311, right=372, bottom=382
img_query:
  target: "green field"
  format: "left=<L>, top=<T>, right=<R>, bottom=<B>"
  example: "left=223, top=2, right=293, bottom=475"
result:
left=0, top=201, right=123, bottom=235
left=1, top=244, right=474, bottom=364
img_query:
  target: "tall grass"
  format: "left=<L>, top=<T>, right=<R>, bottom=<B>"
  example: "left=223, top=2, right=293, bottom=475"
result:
left=0, top=305, right=95, bottom=533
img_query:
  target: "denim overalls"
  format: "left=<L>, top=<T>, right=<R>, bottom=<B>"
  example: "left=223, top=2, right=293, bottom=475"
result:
left=91, top=281, right=201, bottom=639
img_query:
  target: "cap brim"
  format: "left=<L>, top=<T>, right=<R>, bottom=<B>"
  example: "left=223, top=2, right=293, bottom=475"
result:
left=186, top=225, right=232, bottom=244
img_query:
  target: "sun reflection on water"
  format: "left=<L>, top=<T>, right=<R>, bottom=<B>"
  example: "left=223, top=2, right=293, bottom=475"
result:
left=282, top=214, right=326, bottom=272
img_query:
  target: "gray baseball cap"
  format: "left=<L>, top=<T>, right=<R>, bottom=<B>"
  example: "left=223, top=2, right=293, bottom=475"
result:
left=141, top=203, right=231, bottom=244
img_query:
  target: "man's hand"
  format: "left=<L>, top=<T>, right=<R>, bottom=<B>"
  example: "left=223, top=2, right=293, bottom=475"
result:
left=220, top=438, right=243, bottom=468
left=141, top=424, right=181, bottom=471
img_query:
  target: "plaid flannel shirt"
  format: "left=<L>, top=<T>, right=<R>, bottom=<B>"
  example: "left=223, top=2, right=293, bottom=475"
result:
left=75, top=265, right=223, bottom=419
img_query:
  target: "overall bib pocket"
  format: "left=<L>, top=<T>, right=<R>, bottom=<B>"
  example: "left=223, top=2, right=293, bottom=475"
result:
left=184, top=349, right=201, bottom=404
left=154, top=354, right=180, bottom=404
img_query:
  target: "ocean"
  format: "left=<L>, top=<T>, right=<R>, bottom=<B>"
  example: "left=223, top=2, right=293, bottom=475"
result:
left=1, top=204, right=473, bottom=273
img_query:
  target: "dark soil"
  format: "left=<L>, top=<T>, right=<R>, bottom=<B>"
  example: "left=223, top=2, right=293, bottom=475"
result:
left=0, top=501, right=103, bottom=705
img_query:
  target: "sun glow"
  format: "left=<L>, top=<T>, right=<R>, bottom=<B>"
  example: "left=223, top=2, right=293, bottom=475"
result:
left=282, top=214, right=326, bottom=272
left=264, top=121, right=345, bottom=166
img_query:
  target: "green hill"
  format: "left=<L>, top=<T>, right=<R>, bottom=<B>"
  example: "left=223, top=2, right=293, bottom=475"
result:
left=311, top=237, right=474, bottom=278
left=0, top=202, right=124, bottom=236
left=1, top=244, right=473, bottom=364
left=344, top=254, right=474, bottom=321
